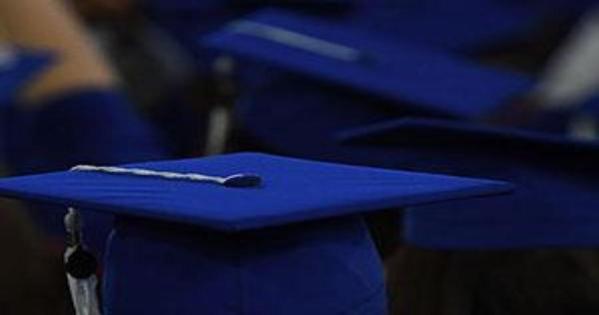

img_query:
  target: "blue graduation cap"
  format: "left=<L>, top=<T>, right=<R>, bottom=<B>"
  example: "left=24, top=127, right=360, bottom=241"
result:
left=338, top=118, right=599, bottom=249
left=0, top=152, right=510, bottom=314
left=200, top=9, right=532, bottom=159
left=202, top=8, right=534, bottom=119
left=0, top=46, right=52, bottom=105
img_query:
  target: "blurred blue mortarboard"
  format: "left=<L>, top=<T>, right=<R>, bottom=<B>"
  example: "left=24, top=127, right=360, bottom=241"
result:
left=202, top=8, right=534, bottom=119
left=338, top=118, right=599, bottom=249
left=0, top=152, right=510, bottom=313
left=0, top=46, right=52, bottom=105
left=200, top=9, right=533, bottom=159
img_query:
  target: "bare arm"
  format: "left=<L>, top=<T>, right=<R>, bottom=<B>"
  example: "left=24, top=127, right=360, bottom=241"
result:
left=0, top=0, right=118, bottom=105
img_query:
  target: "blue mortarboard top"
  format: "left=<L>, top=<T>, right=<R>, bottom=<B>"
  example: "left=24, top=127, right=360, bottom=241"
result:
left=0, top=46, right=52, bottom=105
left=338, top=118, right=599, bottom=249
left=202, top=8, right=534, bottom=119
left=0, top=152, right=511, bottom=314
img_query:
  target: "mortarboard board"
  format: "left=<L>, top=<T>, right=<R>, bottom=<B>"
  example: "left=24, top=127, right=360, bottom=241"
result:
left=0, top=46, right=52, bottom=105
left=338, top=117, right=599, bottom=249
left=202, top=8, right=534, bottom=119
left=0, top=152, right=511, bottom=314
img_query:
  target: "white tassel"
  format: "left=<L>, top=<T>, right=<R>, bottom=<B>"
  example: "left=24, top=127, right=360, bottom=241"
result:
left=70, top=165, right=261, bottom=188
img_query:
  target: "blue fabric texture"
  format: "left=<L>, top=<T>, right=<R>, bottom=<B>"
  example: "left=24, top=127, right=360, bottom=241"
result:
left=202, top=8, right=534, bottom=118
left=103, top=215, right=386, bottom=315
left=338, top=118, right=599, bottom=249
left=2, top=89, right=166, bottom=254
left=0, top=152, right=510, bottom=231
left=0, top=49, right=52, bottom=105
